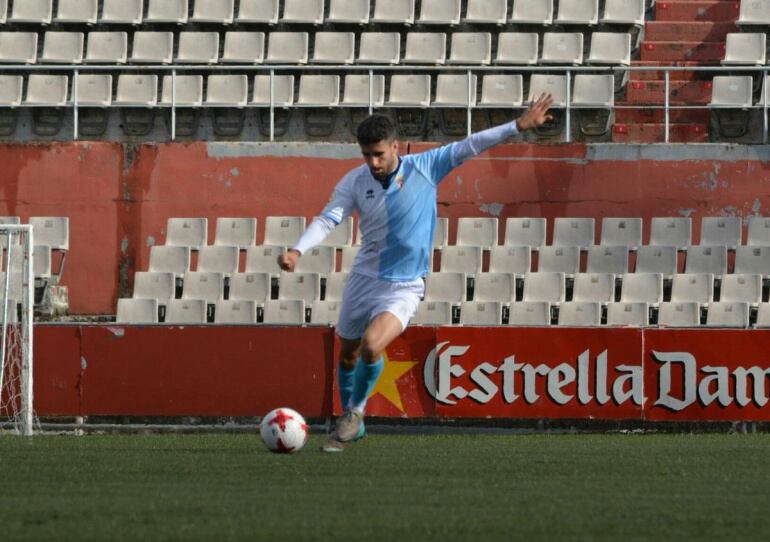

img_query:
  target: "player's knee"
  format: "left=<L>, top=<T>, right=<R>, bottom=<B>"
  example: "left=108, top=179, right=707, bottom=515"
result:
left=359, top=343, right=381, bottom=364
left=338, top=354, right=357, bottom=371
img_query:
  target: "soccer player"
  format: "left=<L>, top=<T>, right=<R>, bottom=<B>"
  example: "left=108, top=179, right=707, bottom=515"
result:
left=278, top=95, right=554, bottom=452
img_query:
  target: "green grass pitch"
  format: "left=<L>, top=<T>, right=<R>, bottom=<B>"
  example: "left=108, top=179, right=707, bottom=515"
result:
left=1, top=432, right=769, bottom=541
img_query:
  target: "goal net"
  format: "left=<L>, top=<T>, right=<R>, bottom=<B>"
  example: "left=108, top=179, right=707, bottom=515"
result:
left=0, top=225, right=34, bottom=436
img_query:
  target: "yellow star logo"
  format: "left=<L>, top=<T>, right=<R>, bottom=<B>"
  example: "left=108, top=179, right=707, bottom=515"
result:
left=368, top=352, right=418, bottom=413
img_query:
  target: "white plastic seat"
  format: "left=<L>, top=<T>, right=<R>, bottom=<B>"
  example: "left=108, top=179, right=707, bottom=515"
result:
left=573, top=272, right=615, bottom=303
left=182, top=272, right=224, bottom=303
left=264, top=216, right=305, bottom=246
left=705, top=302, right=749, bottom=328
left=117, top=298, right=158, bottom=324
left=214, top=218, right=257, bottom=249
left=358, top=33, right=401, bottom=64
left=541, top=32, right=584, bottom=65
left=607, top=302, right=649, bottom=327
left=387, top=75, right=431, bottom=107
left=165, top=299, right=207, bottom=324
left=756, top=303, right=770, bottom=327
left=340, top=246, right=359, bottom=272
left=588, top=33, right=631, bottom=66
left=310, top=300, right=341, bottom=325
left=489, top=246, right=531, bottom=274
left=372, top=0, right=415, bottom=24
left=24, top=76, right=68, bottom=106
left=510, top=0, right=553, bottom=24
left=237, top=0, right=279, bottom=24
left=710, top=76, right=753, bottom=107
left=10, top=0, right=52, bottom=24
left=28, top=217, right=69, bottom=250
left=101, top=0, right=143, bottom=24
left=265, top=32, right=309, bottom=64
left=572, top=74, right=616, bottom=110
left=509, top=301, right=551, bottom=326
left=721, top=274, right=762, bottom=304
left=505, top=218, right=546, bottom=248
left=558, top=301, right=601, bottom=326
left=747, top=216, right=770, bottom=246
left=495, top=33, right=538, bottom=65
left=229, top=272, right=270, bottom=304
left=403, top=33, right=446, bottom=64
left=433, top=217, right=448, bottom=248
left=553, top=218, right=595, bottom=248
left=297, top=75, right=340, bottom=107
left=148, top=245, right=191, bottom=278
left=0, top=270, right=21, bottom=302
left=192, top=0, right=235, bottom=24
left=319, top=216, right=354, bottom=248
left=739, top=0, right=770, bottom=25
left=464, top=0, right=507, bottom=24
left=650, top=217, right=691, bottom=250
left=166, top=218, right=207, bottom=249
left=0, top=33, right=38, bottom=64
left=160, top=75, right=204, bottom=107
left=0, top=1, right=6, bottom=24
left=76, top=74, right=113, bottom=106
left=636, top=246, right=677, bottom=276
left=132, top=271, right=175, bottom=303
left=474, top=273, right=516, bottom=304
left=621, top=273, right=663, bottom=305
left=460, top=301, right=502, bottom=325
left=685, top=246, right=728, bottom=276
left=555, top=0, right=599, bottom=25
left=251, top=75, right=295, bottom=107
left=602, top=0, right=645, bottom=25
left=215, top=300, right=257, bottom=324
left=206, top=75, right=248, bottom=107
left=56, top=0, right=97, bottom=24
left=439, top=246, right=483, bottom=276
left=313, top=33, right=355, bottom=65
left=523, top=272, right=566, bottom=304
left=0, top=76, right=23, bottom=106
left=328, top=0, right=370, bottom=24
left=294, top=246, right=335, bottom=276
left=448, top=33, right=492, bottom=65
left=342, top=75, right=385, bottom=108
left=600, top=218, right=642, bottom=250
left=145, top=0, right=189, bottom=24
left=263, top=300, right=305, bottom=324
left=586, top=245, right=628, bottom=274
left=433, top=74, right=477, bottom=107
left=671, top=273, right=714, bottom=304
left=412, top=301, right=452, bottom=325
left=735, top=246, right=770, bottom=277
left=85, top=32, right=127, bottom=64
left=479, top=75, right=524, bottom=107
left=131, top=32, right=174, bottom=64
left=722, top=33, right=765, bottom=65
left=425, top=272, right=466, bottom=304
left=40, top=32, right=84, bottom=64
left=197, top=246, right=239, bottom=276
left=700, top=217, right=742, bottom=248
left=528, top=74, right=568, bottom=107
left=324, top=272, right=348, bottom=302
left=278, top=271, right=321, bottom=303
left=222, top=32, right=265, bottom=64
left=418, top=0, right=461, bottom=25
left=282, top=0, right=324, bottom=24
left=539, top=246, right=580, bottom=274
left=658, top=302, right=701, bottom=327
left=177, top=32, right=219, bottom=64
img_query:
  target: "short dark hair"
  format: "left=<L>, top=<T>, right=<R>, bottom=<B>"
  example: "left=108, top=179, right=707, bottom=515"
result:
left=356, top=115, right=396, bottom=146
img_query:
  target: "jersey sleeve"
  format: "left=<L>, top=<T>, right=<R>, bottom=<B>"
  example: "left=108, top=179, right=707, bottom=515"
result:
left=319, top=172, right=356, bottom=225
left=409, top=144, right=458, bottom=185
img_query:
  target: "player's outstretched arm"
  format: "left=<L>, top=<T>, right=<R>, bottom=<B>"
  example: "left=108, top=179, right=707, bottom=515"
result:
left=277, top=249, right=300, bottom=272
left=516, top=93, right=555, bottom=131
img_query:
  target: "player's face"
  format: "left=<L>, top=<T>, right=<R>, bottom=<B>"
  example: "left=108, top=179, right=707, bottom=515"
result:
left=360, top=139, right=399, bottom=181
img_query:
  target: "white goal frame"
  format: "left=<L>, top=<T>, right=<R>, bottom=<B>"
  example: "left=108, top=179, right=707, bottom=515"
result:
left=0, top=224, right=34, bottom=436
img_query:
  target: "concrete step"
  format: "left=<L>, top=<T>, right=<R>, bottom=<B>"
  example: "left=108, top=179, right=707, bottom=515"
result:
left=614, top=107, right=711, bottom=124
left=625, top=80, right=713, bottom=104
left=654, top=1, right=740, bottom=22
left=630, top=61, right=711, bottom=82
left=643, top=21, right=737, bottom=41
left=612, top=122, right=709, bottom=143
left=641, top=41, right=726, bottom=62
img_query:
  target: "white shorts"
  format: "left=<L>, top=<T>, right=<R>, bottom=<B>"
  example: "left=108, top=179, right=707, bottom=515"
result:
left=335, top=272, right=425, bottom=340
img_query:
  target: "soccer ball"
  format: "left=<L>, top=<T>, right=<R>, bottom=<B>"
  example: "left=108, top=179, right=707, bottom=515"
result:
left=259, top=408, right=309, bottom=453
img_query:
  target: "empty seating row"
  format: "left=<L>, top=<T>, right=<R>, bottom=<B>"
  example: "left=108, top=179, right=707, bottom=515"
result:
left=0, top=216, right=69, bottom=288
left=0, top=1, right=648, bottom=28
left=117, top=297, right=313, bottom=324
left=0, top=216, right=69, bottom=250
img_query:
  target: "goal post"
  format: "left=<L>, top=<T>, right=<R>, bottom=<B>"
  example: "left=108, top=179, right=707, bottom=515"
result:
left=0, top=224, right=34, bottom=436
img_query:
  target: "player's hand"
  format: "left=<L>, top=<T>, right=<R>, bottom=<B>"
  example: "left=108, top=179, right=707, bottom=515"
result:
left=516, top=93, right=554, bottom=131
left=278, top=250, right=300, bottom=272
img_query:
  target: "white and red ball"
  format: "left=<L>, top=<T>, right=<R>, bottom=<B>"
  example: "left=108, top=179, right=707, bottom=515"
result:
left=259, top=408, right=309, bottom=453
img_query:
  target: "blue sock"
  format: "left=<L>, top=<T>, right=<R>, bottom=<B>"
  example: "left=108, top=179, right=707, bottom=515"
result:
left=350, top=356, right=384, bottom=412
left=337, top=364, right=355, bottom=411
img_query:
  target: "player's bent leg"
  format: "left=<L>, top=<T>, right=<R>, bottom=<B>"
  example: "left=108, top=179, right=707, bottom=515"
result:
left=337, top=337, right=361, bottom=411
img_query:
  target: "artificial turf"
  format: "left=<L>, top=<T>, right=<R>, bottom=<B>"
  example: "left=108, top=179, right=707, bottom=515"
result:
left=1, top=432, right=769, bottom=541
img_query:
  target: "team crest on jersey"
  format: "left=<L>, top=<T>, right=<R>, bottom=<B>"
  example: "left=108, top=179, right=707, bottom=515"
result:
left=395, top=174, right=405, bottom=190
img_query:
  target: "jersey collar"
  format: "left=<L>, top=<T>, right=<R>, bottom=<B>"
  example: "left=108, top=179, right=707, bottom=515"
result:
left=376, top=156, right=402, bottom=190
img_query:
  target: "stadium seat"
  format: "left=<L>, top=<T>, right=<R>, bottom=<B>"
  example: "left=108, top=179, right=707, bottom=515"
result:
left=586, top=245, right=629, bottom=275
left=495, top=33, right=539, bottom=65
left=425, top=272, right=466, bottom=304
left=145, top=0, right=189, bottom=24
left=700, top=217, right=742, bottom=248
left=297, top=75, right=340, bottom=106
left=448, top=33, right=492, bottom=65
left=197, top=246, right=239, bottom=276
left=722, top=33, right=766, bottom=65
left=433, top=217, right=448, bottom=248
left=132, top=272, right=176, bottom=304
left=165, top=218, right=207, bottom=249
left=706, top=302, right=749, bottom=328
left=607, top=302, right=649, bottom=327
left=24, top=76, right=68, bottom=135
left=76, top=74, right=113, bottom=107
left=504, top=218, right=546, bottom=249
left=558, top=302, right=601, bottom=326
left=620, top=273, right=663, bottom=305
left=357, top=33, right=401, bottom=64
left=412, top=301, right=452, bottom=325
left=85, top=32, right=128, bottom=64
left=324, top=272, right=348, bottom=302
left=206, top=75, right=248, bottom=106
left=601, top=0, right=645, bottom=26
left=720, top=274, right=762, bottom=305
left=294, top=246, right=335, bottom=276
left=165, top=299, right=207, bottom=324
left=658, top=302, right=701, bottom=327
left=710, top=76, right=753, bottom=138
left=735, top=246, right=770, bottom=278
left=650, top=217, right=691, bottom=250
left=403, top=33, right=446, bottom=65
left=460, top=301, right=503, bottom=325
left=222, top=32, right=265, bottom=64
left=387, top=75, right=431, bottom=107
left=310, top=300, right=341, bottom=325
left=131, top=32, right=174, bottom=64
left=328, top=0, right=370, bottom=24
left=0, top=33, right=38, bottom=64
left=215, top=300, right=257, bottom=324
left=160, top=75, right=204, bottom=106
left=182, top=272, right=225, bottom=304
left=440, top=246, right=483, bottom=276
left=538, top=246, right=580, bottom=274
left=671, top=273, right=714, bottom=304
left=508, top=301, right=551, bottom=326
left=553, top=218, right=595, bottom=248
left=755, top=303, right=770, bottom=327
left=342, top=74, right=386, bottom=107
left=635, top=246, right=677, bottom=277
left=747, top=216, right=770, bottom=245
left=278, top=271, right=321, bottom=303
left=28, top=217, right=69, bottom=251
left=252, top=75, right=295, bottom=106
left=149, top=246, right=191, bottom=278
left=479, top=75, right=524, bottom=107
left=245, top=245, right=284, bottom=277
left=464, top=0, right=507, bottom=25
left=541, top=33, right=584, bottom=65
left=263, top=216, right=305, bottom=246
left=177, top=32, right=219, bottom=64
left=263, top=300, right=305, bottom=324
left=456, top=218, right=497, bottom=250
left=266, top=32, right=309, bottom=64
left=528, top=75, right=568, bottom=107
left=192, top=0, right=235, bottom=24
left=41, top=32, right=84, bottom=64
left=237, top=0, right=279, bottom=24
left=0, top=0, right=5, bottom=24
left=282, top=0, right=324, bottom=24
left=523, top=272, right=566, bottom=304
left=573, top=273, right=615, bottom=304
left=318, top=216, right=354, bottom=248
left=685, top=246, right=728, bottom=276
left=372, top=0, right=415, bottom=25
left=510, top=0, right=553, bottom=24
left=117, top=298, right=158, bottom=324
left=55, top=0, right=98, bottom=24
left=588, top=33, right=631, bottom=66
left=555, top=0, right=599, bottom=25
left=0, top=76, right=22, bottom=106
left=214, top=218, right=257, bottom=249
left=488, top=246, right=531, bottom=275
left=474, top=273, right=516, bottom=304
left=101, top=0, right=143, bottom=24
left=0, top=270, right=21, bottom=302
left=572, top=74, right=615, bottom=136
left=418, top=0, right=461, bottom=25
left=340, top=246, right=359, bottom=272
left=228, top=272, right=270, bottom=304
left=9, top=0, right=52, bottom=24
left=600, top=218, right=642, bottom=250
left=312, top=33, right=355, bottom=64
left=738, top=0, right=770, bottom=25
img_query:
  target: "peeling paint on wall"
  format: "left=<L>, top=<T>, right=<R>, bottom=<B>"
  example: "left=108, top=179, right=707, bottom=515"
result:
left=480, top=203, right=504, bottom=216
